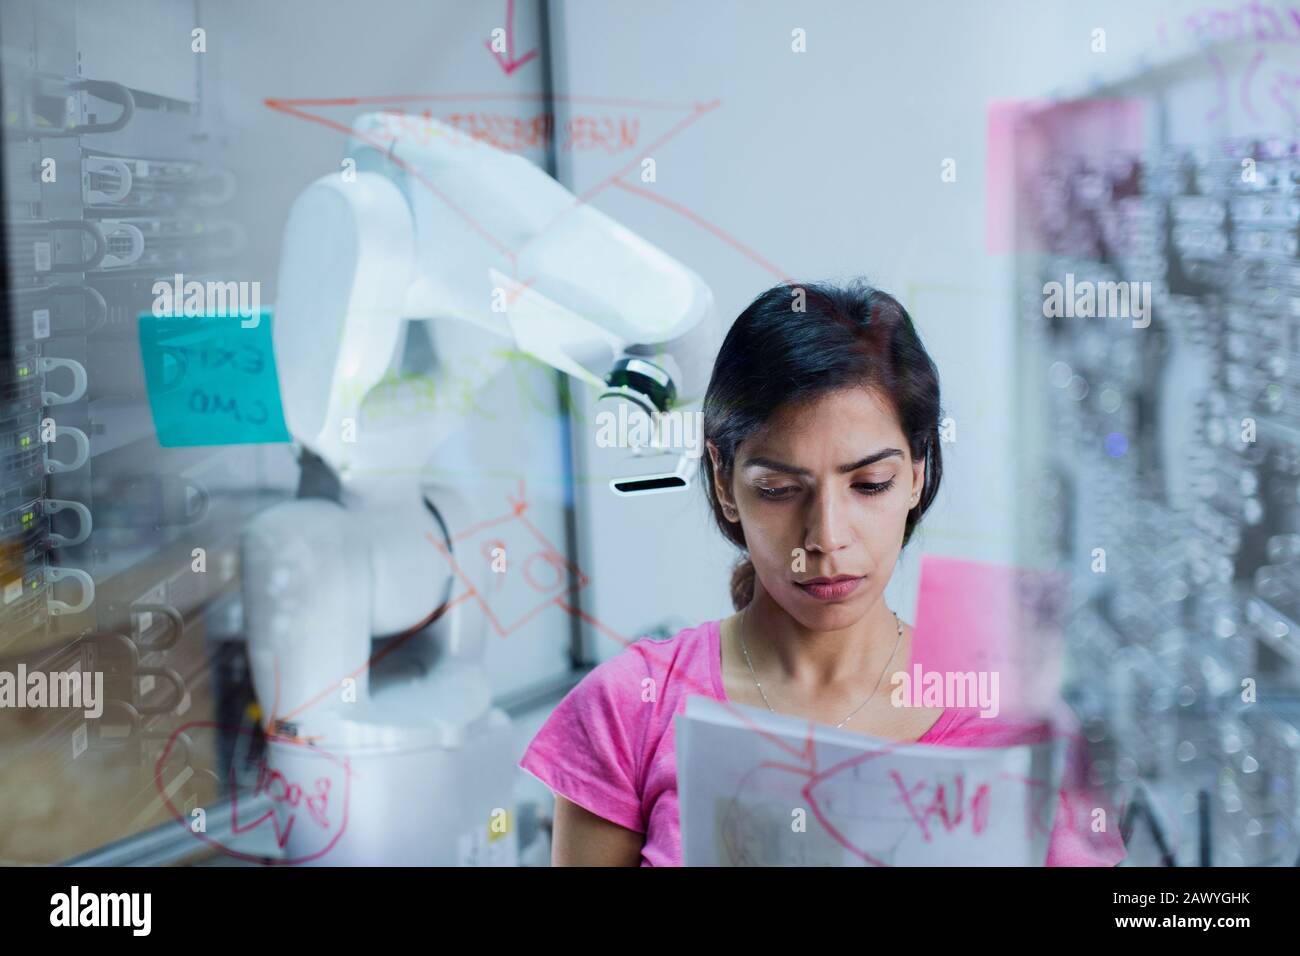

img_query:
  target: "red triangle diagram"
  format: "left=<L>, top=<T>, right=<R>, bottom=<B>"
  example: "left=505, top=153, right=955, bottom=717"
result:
left=263, top=92, right=789, bottom=283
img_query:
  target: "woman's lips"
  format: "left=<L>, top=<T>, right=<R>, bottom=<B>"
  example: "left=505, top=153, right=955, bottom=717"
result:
left=795, top=576, right=864, bottom=601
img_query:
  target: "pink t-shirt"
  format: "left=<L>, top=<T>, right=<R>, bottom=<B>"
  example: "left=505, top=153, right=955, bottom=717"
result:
left=519, top=619, right=1127, bottom=867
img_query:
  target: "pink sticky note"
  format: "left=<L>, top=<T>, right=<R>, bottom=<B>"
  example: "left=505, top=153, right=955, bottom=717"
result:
left=986, top=97, right=1146, bottom=255
left=909, top=555, right=1067, bottom=720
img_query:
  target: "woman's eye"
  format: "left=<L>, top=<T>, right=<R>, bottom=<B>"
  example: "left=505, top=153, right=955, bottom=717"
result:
left=756, top=485, right=797, bottom=500
left=854, top=478, right=896, bottom=496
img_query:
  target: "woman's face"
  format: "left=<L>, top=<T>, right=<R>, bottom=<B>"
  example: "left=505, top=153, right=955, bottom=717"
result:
left=709, top=386, right=925, bottom=631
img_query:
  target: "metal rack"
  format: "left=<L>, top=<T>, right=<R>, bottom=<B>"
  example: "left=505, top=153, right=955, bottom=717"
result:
left=0, top=0, right=290, bottom=865
left=1014, top=42, right=1300, bottom=865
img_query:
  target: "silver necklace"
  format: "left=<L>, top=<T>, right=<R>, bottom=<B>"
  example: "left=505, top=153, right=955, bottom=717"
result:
left=738, top=605, right=903, bottom=729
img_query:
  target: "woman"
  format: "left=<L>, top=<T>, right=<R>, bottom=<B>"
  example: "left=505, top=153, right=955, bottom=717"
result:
left=520, top=278, right=1125, bottom=866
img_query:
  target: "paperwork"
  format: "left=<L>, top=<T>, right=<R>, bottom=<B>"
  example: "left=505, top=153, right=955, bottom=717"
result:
left=676, top=696, right=1061, bottom=866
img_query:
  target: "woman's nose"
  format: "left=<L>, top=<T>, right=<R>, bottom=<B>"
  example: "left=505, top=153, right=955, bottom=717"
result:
left=803, top=491, right=850, bottom=553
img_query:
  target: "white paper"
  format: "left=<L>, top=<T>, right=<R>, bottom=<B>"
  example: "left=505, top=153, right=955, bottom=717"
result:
left=676, top=696, right=1061, bottom=866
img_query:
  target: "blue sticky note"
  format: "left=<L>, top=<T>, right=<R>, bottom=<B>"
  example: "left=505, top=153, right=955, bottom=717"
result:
left=139, top=309, right=291, bottom=447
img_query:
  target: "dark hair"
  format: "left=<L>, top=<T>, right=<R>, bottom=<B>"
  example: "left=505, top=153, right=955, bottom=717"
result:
left=700, top=278, right=944, bottom=610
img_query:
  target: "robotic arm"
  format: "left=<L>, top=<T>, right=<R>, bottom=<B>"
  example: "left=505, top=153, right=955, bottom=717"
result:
left=241, top=113, right=716, bottom=825
left=274, top=111, right=717, bottom=488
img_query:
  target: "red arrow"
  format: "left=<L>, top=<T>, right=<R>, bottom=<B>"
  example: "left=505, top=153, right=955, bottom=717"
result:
left=485, top=0, right=538, bottom=75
